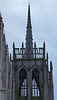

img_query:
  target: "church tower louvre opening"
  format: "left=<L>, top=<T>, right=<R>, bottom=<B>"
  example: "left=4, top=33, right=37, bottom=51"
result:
left=0, top=2, right=54, bottom=100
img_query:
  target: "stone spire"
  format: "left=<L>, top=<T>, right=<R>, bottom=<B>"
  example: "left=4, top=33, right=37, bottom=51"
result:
left=0, top=11, right=2, bottom=20
left=26, top=3, right=33, bottom=59
left=26, top=4, right=32, bottom=34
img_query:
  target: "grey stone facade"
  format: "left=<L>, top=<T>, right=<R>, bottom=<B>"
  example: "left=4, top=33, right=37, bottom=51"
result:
left=0, top=13, right=12, bottom=100
left=0, top=4, right=54, bottom=100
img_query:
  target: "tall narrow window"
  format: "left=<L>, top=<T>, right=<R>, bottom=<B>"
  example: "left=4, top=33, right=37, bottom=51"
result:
left=32, top=68, right=40, bottom=97
left=19, top=68, right=27, bottom=97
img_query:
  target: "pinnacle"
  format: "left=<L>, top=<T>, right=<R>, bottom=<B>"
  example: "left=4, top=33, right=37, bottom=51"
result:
left=0, top=11, right=1, bottom=17
left=0, top=11, right=3, bottom=22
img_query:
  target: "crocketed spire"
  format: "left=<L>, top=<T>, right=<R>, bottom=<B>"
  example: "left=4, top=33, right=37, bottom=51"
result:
left=26, top=4, right=33, bottom=59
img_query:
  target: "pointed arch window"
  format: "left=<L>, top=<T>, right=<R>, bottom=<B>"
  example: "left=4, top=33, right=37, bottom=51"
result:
left=19, top=68, right=27, bottom=97
left=32, top=68, right=40, bottom=97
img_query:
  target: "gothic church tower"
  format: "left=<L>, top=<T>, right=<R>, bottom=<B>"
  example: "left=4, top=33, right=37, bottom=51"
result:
left=0, top=2, right=54, bottom=100
left=11, top=3, right=54, bottom=100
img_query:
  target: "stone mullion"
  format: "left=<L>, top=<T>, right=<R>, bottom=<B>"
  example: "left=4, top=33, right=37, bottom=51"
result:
left=27, top=68, right=32, bottom=100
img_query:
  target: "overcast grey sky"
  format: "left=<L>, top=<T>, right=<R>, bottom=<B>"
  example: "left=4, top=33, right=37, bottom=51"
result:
left=0, top=0, right=57, bottom=100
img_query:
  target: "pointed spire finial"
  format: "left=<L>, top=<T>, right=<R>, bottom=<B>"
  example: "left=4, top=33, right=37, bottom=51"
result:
left=0, top=11, right=2, bottom=18
left=26, top=1, right=32, bottom=36
left=22, top=42, right=24, bottom=48
left=0, top=11, right=1, bottom=16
